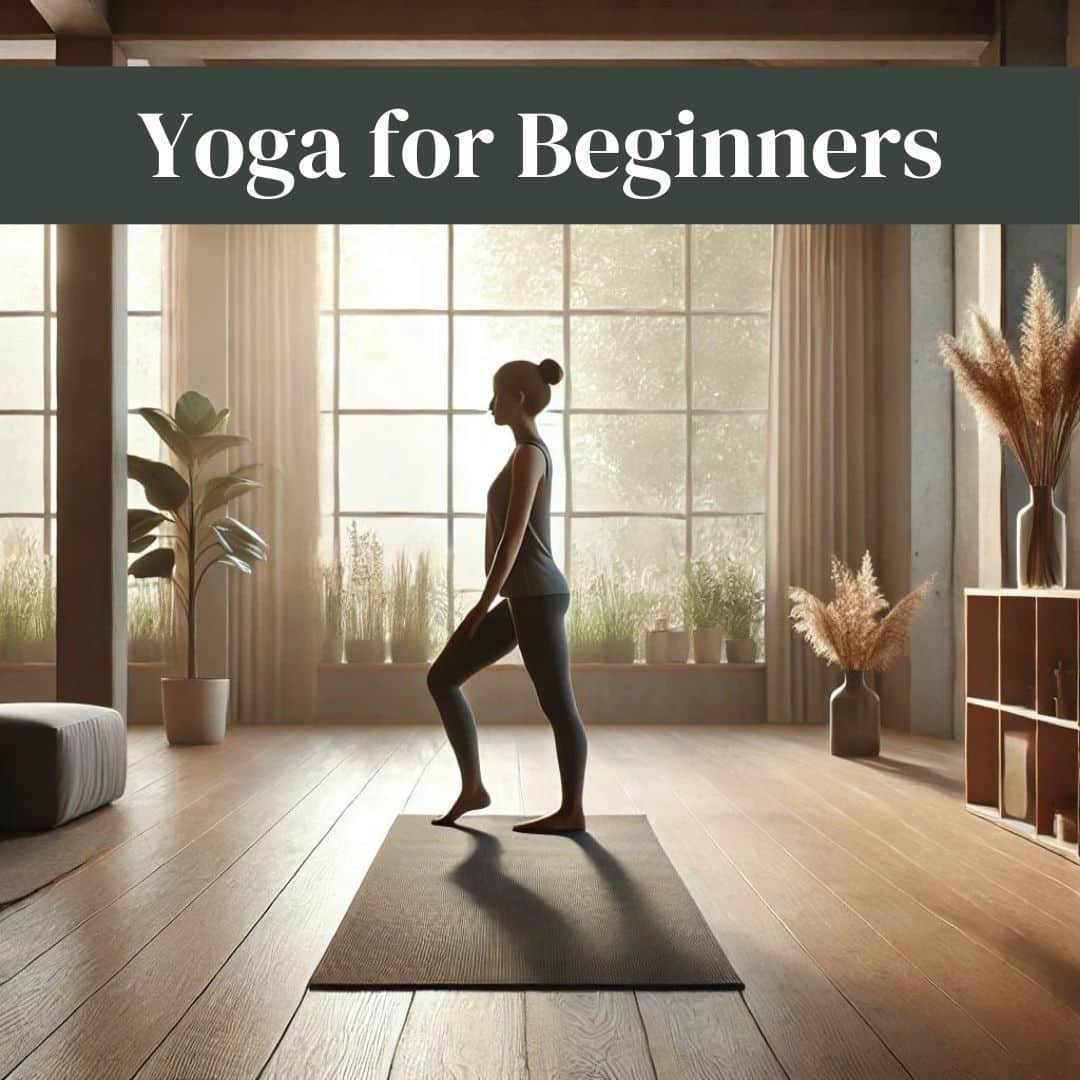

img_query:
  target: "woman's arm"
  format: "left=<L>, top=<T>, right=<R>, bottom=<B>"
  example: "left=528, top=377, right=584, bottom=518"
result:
left=462, top=445, right=545, bottom=634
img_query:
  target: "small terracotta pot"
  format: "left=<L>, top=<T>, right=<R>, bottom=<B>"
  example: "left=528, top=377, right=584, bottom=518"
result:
left=161, top=677, right=229, bottom=746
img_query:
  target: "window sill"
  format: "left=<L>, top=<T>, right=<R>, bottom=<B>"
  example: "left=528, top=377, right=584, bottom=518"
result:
left=319, top=661, right=765, bottom=672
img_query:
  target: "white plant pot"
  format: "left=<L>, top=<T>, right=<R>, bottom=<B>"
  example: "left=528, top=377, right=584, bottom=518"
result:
left=646, top=629, right=690, bottom=664
left=693, top=627, right=724, bottom=664
left=162, top=677, right=229, bottom=746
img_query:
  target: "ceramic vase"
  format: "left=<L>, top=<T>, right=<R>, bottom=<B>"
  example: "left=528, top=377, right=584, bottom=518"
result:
left=161, top=677, right=229, bottom=745
left=829, top=670, right=880, bottom=757
left=693, top=627, right=723, bottom=664
left=1017, top=484, right=1066, bottom=588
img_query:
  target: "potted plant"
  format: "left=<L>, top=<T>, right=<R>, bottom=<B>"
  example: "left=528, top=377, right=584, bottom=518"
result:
left=569, top=581, right=604, bottom=662
left=25, top=551, right=55, bottom=663
left=595, top=571, right=646, bottom=663
left=344, top=524, right=386, bottom=663
left=940, top=267, right=1080, bottom=587
left=128, top=579, right=165, bottom=662
left=789, top=552, right=930, bottom=757
left=389, top=551, right=439, bottom=662
left=126, top=390, right=267, bottom=745
left=718, top=555, right=764, bottom=663
left=685, top=557, right=723, bottom=664
left=321, top=560, right=344, bottom=663
left=0, top=530, right=37, bottom=662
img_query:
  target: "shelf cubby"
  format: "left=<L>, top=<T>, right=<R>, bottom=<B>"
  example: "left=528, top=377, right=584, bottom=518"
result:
left=964, top=588, right=1080, bottom=864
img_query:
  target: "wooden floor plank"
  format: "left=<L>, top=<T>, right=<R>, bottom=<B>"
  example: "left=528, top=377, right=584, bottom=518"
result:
left=637, top=991, right=787, bottom=1080
left=260, top=991, right=412, bottom=1080
left=1, top=728, right=397, bottom=1079
left=389, top=991, right=527, bottom=1080
left=135, top=730, right=442, bottom=1080
left=0, top=731, right=311, bottom=983
left=526, top=992, right=655, bottom=1080
left=630, top=728, right=1071, bottom=1079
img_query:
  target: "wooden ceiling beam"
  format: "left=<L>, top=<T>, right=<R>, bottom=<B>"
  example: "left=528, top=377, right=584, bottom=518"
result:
left=25, top=0, right=110, bottom=36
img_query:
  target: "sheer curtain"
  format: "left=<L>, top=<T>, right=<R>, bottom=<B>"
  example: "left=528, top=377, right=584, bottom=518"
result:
left=765, top=225, right=880, bottom=724
left=163, top=224, right=321, bottom=723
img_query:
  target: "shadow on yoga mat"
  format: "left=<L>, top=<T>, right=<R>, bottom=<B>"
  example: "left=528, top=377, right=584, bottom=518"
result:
left=310, top=814, right=742, bottom=991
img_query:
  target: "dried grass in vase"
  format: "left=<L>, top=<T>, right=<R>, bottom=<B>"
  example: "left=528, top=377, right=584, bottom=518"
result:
left=789, top=553, right=931, bottom=673
left=939, top=266, right=1080, bottom=586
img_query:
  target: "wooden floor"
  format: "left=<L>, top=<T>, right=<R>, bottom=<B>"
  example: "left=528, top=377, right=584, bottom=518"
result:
left=1, top=723, right=1079, bottom=1079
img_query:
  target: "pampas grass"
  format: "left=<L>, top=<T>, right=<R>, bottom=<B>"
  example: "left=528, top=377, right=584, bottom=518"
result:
left=940, top=265, right=1080, bottom=490
left=789, top=553, right=930, bottom=672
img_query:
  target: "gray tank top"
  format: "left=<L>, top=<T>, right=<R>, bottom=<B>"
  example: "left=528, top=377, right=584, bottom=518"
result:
left=485, top=438, right=569, bottom=598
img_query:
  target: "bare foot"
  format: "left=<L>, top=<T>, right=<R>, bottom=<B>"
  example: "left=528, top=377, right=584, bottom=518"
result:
left=513, top=809, right=586, bottom=834
left=432, top=786, right=491, bottom=826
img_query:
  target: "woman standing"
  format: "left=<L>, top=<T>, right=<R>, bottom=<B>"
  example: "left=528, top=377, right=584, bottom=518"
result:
left=427, top=358, right=587, bottom=833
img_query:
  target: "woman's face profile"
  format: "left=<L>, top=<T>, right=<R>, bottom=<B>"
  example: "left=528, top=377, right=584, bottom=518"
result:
left=489, top=377, right=522, bottom=427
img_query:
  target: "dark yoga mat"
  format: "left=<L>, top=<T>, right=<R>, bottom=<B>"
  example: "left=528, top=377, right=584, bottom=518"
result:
left=311, top=814, right=742, bottom=991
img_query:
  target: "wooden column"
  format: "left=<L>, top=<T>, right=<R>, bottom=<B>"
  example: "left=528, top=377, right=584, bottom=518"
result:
left=55, top=37, right=127, bottom=713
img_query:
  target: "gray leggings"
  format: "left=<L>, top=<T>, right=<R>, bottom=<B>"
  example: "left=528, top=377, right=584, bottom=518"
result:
left=426, top=593, right=587, bottom=811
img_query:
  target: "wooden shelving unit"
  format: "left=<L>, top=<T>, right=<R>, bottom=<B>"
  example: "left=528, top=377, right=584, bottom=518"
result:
left=965, top=589, right=1080, bottom=863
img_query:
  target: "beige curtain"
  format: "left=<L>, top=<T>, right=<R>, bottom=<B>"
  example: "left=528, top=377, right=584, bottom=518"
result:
left=163, top=224, right=321, bottom=723
left=765, top=225, right=880, bottom=724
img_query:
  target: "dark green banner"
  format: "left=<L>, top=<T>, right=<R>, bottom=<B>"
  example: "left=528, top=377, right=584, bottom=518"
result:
left=0, top=66, right=1074, bottom=222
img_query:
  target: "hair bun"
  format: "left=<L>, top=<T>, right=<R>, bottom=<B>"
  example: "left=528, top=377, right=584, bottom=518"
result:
left=538, top=358, right=564, bottom=386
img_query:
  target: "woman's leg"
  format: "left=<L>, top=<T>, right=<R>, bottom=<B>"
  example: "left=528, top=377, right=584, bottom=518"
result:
left=510, top=593, right=588, bottom=833
left=426, top=600, right=517, bottom=825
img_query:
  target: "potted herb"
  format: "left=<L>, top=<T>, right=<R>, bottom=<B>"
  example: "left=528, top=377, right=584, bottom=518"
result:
left=344, top=524, right=386, bottom=663
left=390, top=551, right=439, bottom=663
left=569, top=581, right=604, bottom=662
left=321, top=559, right=344, bottom=663
left=595, top=572, right=646, bottom=663
left=644, top=579, right=689, bottom=664
left=685, top=557, right=724, bottom=664
left=127, top=390, right=267, bottom=746
left=790, top=553, right=930, bottom=757
left=128, top=578, right=171, bottom=662
left=718, top=555, right=764, bottom=663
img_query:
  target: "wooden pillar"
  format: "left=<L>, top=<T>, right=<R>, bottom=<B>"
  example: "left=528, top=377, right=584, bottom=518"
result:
left=55, top=37, right=127, bottom=713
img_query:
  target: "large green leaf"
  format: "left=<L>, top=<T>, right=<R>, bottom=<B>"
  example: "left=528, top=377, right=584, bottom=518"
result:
left=190, top=434, right=250, bottom=462
left=231, top=463, right=261, bottom=480
left=127, top=456, right=189, bottom=512
left=136, top=408, right=194, bottom=465
left=174, top=391, right=221, bottom=437
left=216, top=553, right=253, bottom=574
left=199, top=476, right=261, bottom=517
left=128, top=534, right=157, bottom=554
left=128, top=509, right=165, bottom=543
left=128, top=547, right=175, bottom=579
left=215, top=516, right=268, bottom=552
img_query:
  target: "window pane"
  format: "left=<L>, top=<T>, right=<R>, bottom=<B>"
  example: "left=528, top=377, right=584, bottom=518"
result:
left=453, top=315, right=564, bottom=411
left=692, top=225, right=772, bottom=312
left=0, top=317, right=44, bottom=409
left=0, top=518, right=45, bottom=556
left=454, top=225, right=562, bottom=310
left=128, top=315, right=162, bottom=410
left=692, top=315, right=770, bottom=410
left=127, top=224, right=162, bottom=312
left=571, top=414, right=684, bottom=513
left=339, top=315, right=447, bottom=409
left=0, top=416, right=44, bottom=513
left=339, top=415, right=446, bottom=512
left=571, top=315, right=684, bottom=409
left=339, top=516, right=446, bottom=567
left=570, top=516, right=684, bottom=601
left=49, top=315, right=56, bottom=410
left=318, top=314, right=334, bottom=412
left=319, top=414, right=335, bottom=517
left=692, top=514, right=765, bottom=574
left=0, top=225, right=44, bottom=311
left=692, top=414, right=766, bottom=512
left=339, top=225, right=447, bottom=309
left=570, top=225, right=683, bottom=310
left=453, top=413, right=565, bottom=514
left=318, top=225, right=334, bottom=310
left=50, top=415, right=56, bottom=514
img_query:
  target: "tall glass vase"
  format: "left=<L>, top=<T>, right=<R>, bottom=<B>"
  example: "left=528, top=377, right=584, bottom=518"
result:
left=829, top=670, right=880, bottom=757
left=1017, top=485, right=1066, bottom=588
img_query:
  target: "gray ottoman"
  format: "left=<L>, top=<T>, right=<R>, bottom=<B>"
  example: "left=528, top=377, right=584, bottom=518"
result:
left=0, top=703, right=127, bottom=831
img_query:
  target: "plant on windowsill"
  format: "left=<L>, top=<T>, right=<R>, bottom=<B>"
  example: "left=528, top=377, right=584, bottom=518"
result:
left=568, top=578, right=605, bottom=663
left=127, top=578, right=171, bottom=663
left=127, top=390, right=267, bottom=746
left=717, top=554, right=764, bottom=663
left=344, top=523, right=386, bottom=663
left=389, top=550, right=440, bottom=663
left=0, top=530, right=54, bottom=663
left=685, top=556, right=724, bottom=664
left=594, top=570, right=648, bottom=663
left=320, top=559, right=344, bottom=663
left=789, top=552, right=930, bottom=758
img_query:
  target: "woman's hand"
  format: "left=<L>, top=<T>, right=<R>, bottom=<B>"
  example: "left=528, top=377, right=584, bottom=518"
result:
left=461, top=599, right=490, bottom=639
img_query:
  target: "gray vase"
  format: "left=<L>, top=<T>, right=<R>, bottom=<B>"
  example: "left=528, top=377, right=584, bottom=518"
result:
left=829, top=670, right=880, bottom=757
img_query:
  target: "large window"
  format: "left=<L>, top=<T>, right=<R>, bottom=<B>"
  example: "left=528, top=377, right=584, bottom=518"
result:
left=318, top=224, right=771, bottom=628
